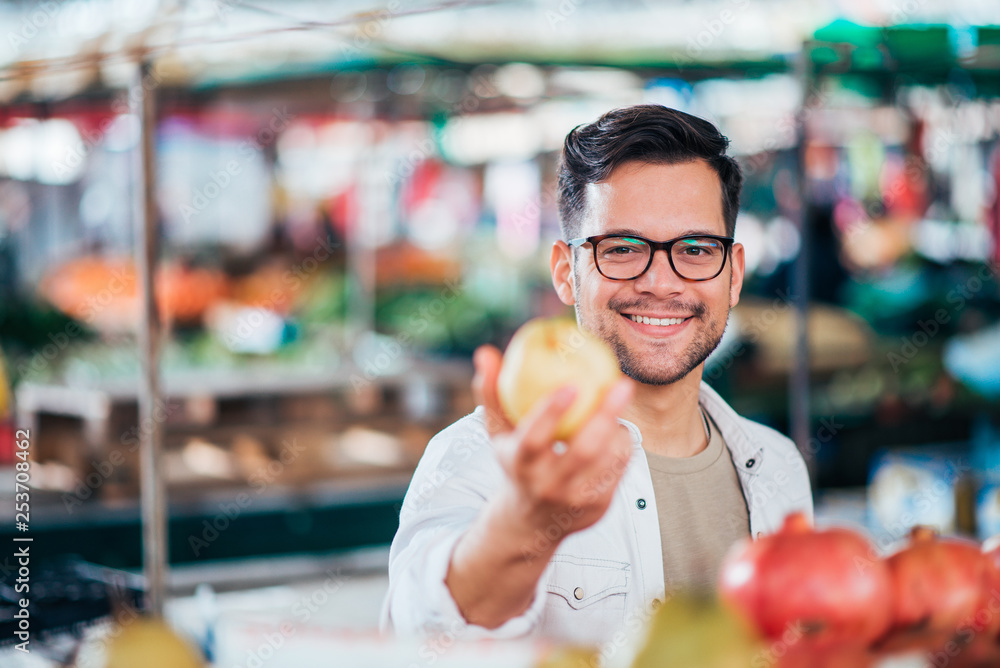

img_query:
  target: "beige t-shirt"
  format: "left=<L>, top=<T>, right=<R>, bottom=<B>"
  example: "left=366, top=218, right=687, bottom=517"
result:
left=644, top=408, right=751, bottom=596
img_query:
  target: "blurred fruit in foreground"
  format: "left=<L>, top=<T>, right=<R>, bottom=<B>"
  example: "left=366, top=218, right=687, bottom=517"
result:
left=982, top=535, right=1000, bottom=642
left=718, top=512, right=892, bottom=650
left=497, top=318, right=622, bottom=441
left=773, top=643, right=877, bottom=668
left=630, top=594, right=761, bottom=668
left=880, top=526, right=999, bottom=653
left=941, top=634, right=1000, bottom=668
left=534, top=645, right=598, bottom=668
left=104, top=617, right=203, bottom=668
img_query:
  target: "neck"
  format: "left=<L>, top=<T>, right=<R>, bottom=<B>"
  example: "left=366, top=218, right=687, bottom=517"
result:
left=621, top=365, right=707, bottom=458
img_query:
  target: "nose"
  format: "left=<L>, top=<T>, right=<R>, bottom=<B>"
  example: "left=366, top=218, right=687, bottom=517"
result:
left=631, top=247, right=686, bottom=297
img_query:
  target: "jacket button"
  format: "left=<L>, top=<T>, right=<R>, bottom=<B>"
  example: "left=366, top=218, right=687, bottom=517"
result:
left=745, top=458, right=756, bottom=468
left=574, top=587, right=584, bottom=600
left=652, top=598, right=662, bottom=609
left=636, top=498, right=647, bottom=510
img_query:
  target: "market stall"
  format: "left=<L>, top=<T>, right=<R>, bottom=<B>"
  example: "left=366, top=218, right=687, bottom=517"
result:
left=0, top=1, right=999, bottom=666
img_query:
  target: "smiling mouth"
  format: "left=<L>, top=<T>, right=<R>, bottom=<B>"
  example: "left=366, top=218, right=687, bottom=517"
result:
left=624, top=314, right=691, bottom=327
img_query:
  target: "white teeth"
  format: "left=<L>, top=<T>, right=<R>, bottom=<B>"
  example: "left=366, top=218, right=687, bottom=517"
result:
left=630, top=315, right=686, bottom=327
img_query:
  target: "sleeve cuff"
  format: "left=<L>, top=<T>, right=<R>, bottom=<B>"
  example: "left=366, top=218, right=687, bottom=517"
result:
left=395, top=528, right=549, bottom=640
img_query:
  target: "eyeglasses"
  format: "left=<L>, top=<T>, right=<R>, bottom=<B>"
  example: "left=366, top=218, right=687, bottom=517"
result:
left=567, top=233, right=734, bottom=282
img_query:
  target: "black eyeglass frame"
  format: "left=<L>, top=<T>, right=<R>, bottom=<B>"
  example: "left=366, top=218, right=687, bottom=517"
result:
left=566, top=233, right=735, bottom=282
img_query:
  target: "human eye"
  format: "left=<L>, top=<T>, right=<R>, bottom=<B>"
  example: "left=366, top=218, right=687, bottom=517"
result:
left=676, top=237, right=722, bottom=260
left=601, top=237, right=645, bottom=255
left=609, top=245, right=639, bottom=255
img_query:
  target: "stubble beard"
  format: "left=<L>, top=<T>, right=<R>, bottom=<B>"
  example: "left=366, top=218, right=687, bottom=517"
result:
left=574, top=277, right=730, bottom=387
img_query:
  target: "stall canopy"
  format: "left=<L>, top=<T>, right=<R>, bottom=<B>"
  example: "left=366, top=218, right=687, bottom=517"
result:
left=6, top=0, right=998, bottom=102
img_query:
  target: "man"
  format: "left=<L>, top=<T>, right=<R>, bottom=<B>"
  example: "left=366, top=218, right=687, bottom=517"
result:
left=381, top=105, right=812, bottom=645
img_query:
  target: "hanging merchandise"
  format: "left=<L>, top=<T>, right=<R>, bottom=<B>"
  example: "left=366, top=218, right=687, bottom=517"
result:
left=949, top=142, right=986, bottom=224
left=157, top=117, right=273, bottom=253
left=278, top=119, right=374, bottom=249
left=846, top=132, right=886, bottom=204
left=400, top=159, right=479, bottom=251
left=880, top=152, right=928, bottom=220
left=484, top=159, right=541, bottom=260
left=328, top=184, right=359, bottom=248
left=401, top=158, right=443, bottom=214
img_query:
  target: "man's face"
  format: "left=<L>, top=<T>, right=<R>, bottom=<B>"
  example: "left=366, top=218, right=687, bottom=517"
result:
left=551, top=160, right=745, bottom=386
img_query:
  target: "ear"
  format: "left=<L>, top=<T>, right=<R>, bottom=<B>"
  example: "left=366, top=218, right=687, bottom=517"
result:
left=550, top=241, right=576, bottom=306
left=729, top=242, right=745, bottom=308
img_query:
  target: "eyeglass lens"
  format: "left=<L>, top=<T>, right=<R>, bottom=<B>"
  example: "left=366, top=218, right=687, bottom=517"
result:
left=594, top=236, right=726, bottom=280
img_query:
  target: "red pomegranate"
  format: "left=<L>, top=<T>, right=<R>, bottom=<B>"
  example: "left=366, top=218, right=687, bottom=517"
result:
left=885, top=527, right=996, bottom=650
left=981, top=536, right=1000, bottom=640
left=942, top=635, right=1000, bottom=668
left=718, top=512, right=892, bottom=650
left=775, top=644, right=876, bottom=668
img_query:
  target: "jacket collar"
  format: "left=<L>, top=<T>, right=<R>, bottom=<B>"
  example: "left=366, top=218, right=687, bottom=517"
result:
left=617, top=381, right=764, bottom=479
left=697, top=381, right=763, bottom=470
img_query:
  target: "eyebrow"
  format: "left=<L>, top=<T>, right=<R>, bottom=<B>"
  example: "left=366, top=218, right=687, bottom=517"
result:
left=602, top=227, right=645, bottom=237
left=601, top=227, right=723, bottom=238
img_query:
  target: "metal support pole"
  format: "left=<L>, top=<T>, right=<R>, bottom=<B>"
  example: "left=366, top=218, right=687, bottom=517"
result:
left=131, top=59, right=167, bottom=617
left=346, top=128, right=381, bottom=352
left=791, top=46, right=814, bottom=480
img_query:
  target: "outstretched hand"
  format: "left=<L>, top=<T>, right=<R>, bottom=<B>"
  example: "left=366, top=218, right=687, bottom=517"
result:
left=471, top=344, right=635, bottom=547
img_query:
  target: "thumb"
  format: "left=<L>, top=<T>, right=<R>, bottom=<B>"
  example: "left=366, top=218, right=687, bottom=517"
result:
left=472, top=344, right=513, bottom=437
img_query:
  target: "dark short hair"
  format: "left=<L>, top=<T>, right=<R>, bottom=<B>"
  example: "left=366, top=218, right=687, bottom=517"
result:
left=557, top=104, right=742, bottom=240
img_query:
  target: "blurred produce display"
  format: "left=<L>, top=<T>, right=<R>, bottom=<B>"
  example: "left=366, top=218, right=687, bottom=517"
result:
left=38, top=257, right=230, bottom=331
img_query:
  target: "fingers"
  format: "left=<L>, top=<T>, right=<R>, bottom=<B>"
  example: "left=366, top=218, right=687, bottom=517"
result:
left=549, top=378, right=634, bottom=480
left=563, top=378, right=633, bottom=450
left=494, top=385, right=576, bottom=480
left=472, top=345, right=512, bottom=436
left=514, top=385, right=577, bottom=458
left=480, top=349, right=635, bottom=513
left=515, top=378, right=630, bottom=484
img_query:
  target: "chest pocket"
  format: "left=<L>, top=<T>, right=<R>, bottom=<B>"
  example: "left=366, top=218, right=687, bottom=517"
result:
left=542, top=554, right=630, bottom=643
left=547, top=555, right=631, bottom=610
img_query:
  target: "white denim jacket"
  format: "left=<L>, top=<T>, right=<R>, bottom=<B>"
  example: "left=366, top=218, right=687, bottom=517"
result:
left=380, top=382, right=813, bottom=645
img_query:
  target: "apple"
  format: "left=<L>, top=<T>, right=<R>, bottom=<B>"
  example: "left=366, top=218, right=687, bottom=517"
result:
left=497, top=318, right=622, bottom=441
